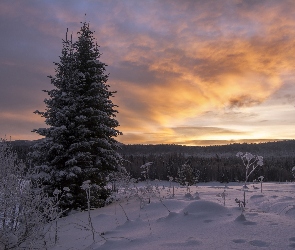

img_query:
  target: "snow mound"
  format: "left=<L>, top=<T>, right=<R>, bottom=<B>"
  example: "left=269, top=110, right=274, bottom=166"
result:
left=184, top=193, right=193, bottom=199
left=234, top=214, right=247, bottom=222
left=249, top=240, right=270, bottom=247
left=162, top=237, right=202, bottom=248
left=234, top=214, right=257, bottom=225
left=284, top=206, right=295, bottom=218
left=181, top=200, right=227, bottom=215
left=250, top=194, right=264, bottom=199
left=156, top=211, right=179, bottom=222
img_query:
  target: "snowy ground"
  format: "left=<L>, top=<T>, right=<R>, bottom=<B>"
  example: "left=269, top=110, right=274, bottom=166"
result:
left=48, top=181, right=295, bottom=250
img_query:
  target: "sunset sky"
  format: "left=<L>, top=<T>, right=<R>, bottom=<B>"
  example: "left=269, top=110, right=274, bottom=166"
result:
left=1, top=0, right=295, bottom=146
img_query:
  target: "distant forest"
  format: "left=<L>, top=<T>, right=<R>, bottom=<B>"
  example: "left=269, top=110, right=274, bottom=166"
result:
left=11, top=140, right=295, bottom=183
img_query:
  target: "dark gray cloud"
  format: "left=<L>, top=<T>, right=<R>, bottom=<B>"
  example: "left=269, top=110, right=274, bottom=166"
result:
left=0, top=63, right=49, bottom=110
left=108, top=61, right=157, bottom=85
left=228, top=95, right=262, bottom=109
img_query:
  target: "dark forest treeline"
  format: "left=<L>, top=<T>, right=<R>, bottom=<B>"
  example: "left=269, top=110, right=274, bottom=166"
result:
left=10, top=140, right=295, bottom=183
left=119, top=140, right=295, bottom=157
left=118, top=140, right=295, bottom=183
left=121, top=152, right=294, bottom=183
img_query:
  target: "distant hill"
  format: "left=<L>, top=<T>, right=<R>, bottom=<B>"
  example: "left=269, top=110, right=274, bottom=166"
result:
left=118, top=140, right=295, bottom=158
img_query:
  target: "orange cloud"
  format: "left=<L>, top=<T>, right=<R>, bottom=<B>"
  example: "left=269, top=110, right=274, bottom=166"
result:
left=106, top=1, right=295, bottom=145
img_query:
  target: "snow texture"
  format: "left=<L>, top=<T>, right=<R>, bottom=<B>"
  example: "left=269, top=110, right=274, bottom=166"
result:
left=44, top=181, right=295, bottom=250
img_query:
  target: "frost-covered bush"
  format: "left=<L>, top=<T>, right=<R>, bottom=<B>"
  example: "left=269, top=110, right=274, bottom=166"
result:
left=258, top=176, right=264, bottom=193
left=236, top=152, right=263, bottom=207
left=81, top=180, right=97, bottom=243
left=108, top=164, right=170, bottom=215
left=138, top=162, right=154, bottom=205
left=0, top=140, right=62, bottom=249
left=108, top=167, right=137, bottom=202
left=217, top=190, right=227, bottom=206
left=236, top=152, right=263, bottom=185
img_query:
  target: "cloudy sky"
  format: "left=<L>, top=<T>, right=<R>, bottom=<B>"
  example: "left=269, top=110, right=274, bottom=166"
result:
left=1, top=0, right=295, bottom=146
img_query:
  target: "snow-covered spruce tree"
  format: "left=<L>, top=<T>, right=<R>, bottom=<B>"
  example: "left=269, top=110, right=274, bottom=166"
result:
left=30, top=23, right=122, bottom=211
left=176, top=163, right=194, bottom=186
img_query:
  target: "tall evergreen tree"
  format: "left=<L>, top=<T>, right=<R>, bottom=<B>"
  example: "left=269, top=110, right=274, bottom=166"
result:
left=30, top=23, right=122, bottom=210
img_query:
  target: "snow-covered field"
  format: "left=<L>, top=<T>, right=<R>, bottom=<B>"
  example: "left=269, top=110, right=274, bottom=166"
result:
left=49, top=181, right=295, bottom=250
